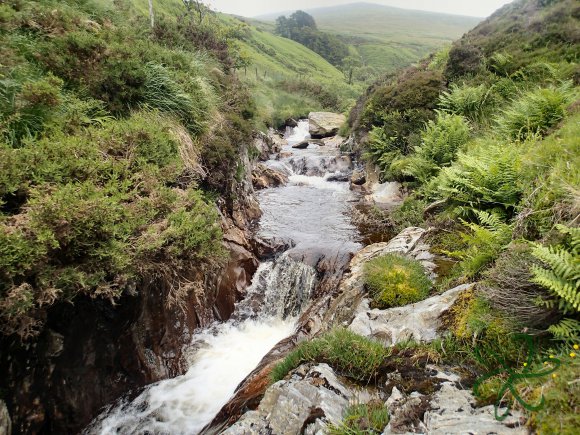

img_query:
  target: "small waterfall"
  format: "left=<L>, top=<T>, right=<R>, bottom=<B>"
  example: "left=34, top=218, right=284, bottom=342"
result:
left=236, top=252, right=317, bottom=319
left=84, top=253, right=317, bottom=435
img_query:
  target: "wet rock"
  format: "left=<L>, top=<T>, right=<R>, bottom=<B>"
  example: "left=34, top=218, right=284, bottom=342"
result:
left=326, top=173, right=350, bottom=182
left=308, top=112, right=346, bottom=138
left=349, top=284, right=473, bottom=346
left=350, top=169, right=366, bottom=186
left=223, top=364, right=352, bottom=435
left=292, top=140, right=310, bottom=149
left=46, top=329, right=65, bottom=358
left=370, top=181, right=405, bottom=208
left=268, top=128, right=287, bottom=153
left=322, top=135, right=345, bottom=148
left=216, top=241, right=259, bottom=320
left=252, top=163, right=289, bottom=189
left=285, top=118, right=298, bottom=128
left=253, top=131, right=275, bottom=161
left=0, top=400, right=11, bottom=435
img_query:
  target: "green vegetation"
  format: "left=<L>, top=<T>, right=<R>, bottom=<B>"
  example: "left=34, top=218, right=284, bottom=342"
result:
left=531, top=225, right=580, bottom=341
left=348, top=0, right=580, bottom=431
left=274, top=11, right=349, bottom=67
left=0, top=0, right=263, bottom=338
left=271, top=328, right=389, bottom=383
left=328, top=401, right=389, bottom=435
left=226, top=14, right=354, bottom=128
left=364, top=254, right=431, bottom=308
left=259, top=3, right=479, bottom=75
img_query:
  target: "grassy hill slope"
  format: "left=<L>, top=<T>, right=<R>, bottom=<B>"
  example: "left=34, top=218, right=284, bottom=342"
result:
left=257, top=2, right=480, bottom=73
left=128, top=1, right=355, bottom=128
left=224, top=15, right=355, bottom=126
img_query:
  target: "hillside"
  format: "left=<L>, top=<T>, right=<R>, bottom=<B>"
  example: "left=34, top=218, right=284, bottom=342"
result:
left=343, top=0, right=579, bottom=431
left=223, top=14, right=356, bottom=127
left=257, top=2, right=480, bottom=73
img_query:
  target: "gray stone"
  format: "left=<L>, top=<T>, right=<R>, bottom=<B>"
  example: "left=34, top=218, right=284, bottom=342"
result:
left=0, top=400, right=10, bottom=435
left=224, top=364, right=352, bottom=435
left=292, top=140, right=310, bottom=149
left=370, top=181, right=405, bottom=208
left=308, top=112, right=346, bottom=138
left=350, top=169, right=366, bottom=186
left=424, top=381, right=527, bottom=434
left=349, top=284, right=473, bottom=346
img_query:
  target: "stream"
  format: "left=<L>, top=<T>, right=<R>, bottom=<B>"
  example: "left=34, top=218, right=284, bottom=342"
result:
left=84, top=120, right=363, bottom=434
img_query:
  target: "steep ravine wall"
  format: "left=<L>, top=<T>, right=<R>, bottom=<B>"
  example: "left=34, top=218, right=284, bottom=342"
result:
left=0, top=141, right=264, bottom=435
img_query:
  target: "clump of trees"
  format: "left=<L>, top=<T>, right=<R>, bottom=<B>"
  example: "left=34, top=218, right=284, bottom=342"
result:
left=275, top=11, right=349, bottom=67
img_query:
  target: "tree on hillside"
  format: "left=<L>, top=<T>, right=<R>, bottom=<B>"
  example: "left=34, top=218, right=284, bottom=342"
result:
left=274, top=11, right=348, bottom=67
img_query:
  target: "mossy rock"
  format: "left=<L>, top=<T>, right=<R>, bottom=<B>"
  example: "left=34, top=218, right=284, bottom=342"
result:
left=364, top=254, right=431, bottom=308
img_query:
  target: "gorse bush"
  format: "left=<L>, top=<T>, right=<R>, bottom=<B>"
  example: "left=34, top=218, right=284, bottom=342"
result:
left=496, top=82, right=575, bottom=140
left=364, top=254, right=431, bottom=308
left=271, top=329, right=389, bottom=383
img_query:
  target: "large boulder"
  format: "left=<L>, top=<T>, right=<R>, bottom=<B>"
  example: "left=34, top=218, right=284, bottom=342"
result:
left=349, top=284, right=473, bottom=346
left=308, top=112, right=346, bottom=138
left=382, top=368, right=526, bottom=435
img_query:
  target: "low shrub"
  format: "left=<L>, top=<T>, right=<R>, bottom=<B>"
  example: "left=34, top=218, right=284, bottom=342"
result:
left=271, top=329, right=389, bottom=383
left=389, top=197, right=427, bottom=232
left=364, top=254, right=431, bottom=308
left=480, top=243, right=557, bottom=329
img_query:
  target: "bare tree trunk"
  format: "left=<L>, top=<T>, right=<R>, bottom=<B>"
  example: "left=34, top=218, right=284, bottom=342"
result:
left=148, top=0, right=155, bottom=28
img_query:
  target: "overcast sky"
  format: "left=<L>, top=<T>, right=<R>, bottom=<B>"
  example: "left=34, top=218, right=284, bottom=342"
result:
left=207, top=0, right=513, bottom=18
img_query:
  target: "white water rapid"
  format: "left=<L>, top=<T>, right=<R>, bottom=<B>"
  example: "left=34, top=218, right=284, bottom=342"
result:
left=85, top=120, right=361, bottom=435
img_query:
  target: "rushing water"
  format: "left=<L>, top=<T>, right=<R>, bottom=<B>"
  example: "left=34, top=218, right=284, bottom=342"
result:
left=85, top=120, right=361, bottom=435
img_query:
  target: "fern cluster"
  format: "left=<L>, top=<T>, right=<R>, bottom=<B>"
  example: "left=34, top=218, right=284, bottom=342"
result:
left=445, top=210, right=513, bottom=278
left=495, top=82, right=575, bottom=141
left=439, top=83, right=493, bottom=123
left=531, top=225, right=580, bottom=340
left=381, top=112, right=470, bottom=185
left=433, top=142, right=522, bottom=215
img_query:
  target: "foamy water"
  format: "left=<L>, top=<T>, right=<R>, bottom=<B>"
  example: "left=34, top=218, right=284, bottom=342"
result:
left=86, top=317, right=295, bottom=435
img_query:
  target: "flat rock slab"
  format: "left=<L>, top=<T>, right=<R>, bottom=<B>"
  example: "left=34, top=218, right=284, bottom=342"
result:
left=383, top=368, right=526, bottom=435
left=308, top=112, right=346, bottom=138
left=223, top=364, right=352, bottom=435
left=349, top=284, right=473, bottom=346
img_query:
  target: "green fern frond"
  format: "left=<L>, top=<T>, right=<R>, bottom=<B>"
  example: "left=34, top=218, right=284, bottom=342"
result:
left=548, top=318, right=580, bottom=341
left=531, top=225, right=580, bottom=326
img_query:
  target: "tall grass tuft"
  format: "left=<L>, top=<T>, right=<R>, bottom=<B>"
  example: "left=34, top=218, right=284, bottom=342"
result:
left=142, top=62, right=210, bottom=136
left=270, top=329, right=389, bottom=383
